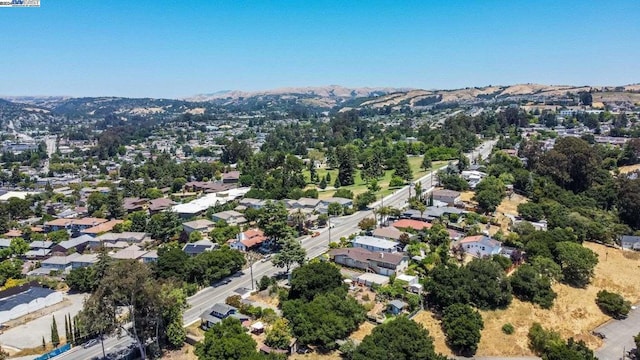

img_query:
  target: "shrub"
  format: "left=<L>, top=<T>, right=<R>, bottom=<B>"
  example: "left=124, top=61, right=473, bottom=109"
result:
left=595, top=290, right=631, bottom=319
left=502, top=323, right=515, bottom=335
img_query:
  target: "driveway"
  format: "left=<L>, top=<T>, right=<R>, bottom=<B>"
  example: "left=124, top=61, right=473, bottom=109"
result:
left=0, top=293, right=87, bottom=350
left=595, top=305, right=640, bottom=360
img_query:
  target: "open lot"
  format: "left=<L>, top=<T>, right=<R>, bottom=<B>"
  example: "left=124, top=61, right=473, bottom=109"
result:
left=418, top=243, right=640, bottom=357
left=478, top=242, right=640, bottom=356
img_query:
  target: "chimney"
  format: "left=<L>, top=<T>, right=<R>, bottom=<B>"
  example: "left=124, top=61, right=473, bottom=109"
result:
left=380, top=253, right=384, bottom=259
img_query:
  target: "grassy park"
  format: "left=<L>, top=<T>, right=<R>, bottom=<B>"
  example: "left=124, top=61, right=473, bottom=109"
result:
left=303, top=157, right=447, bottom=199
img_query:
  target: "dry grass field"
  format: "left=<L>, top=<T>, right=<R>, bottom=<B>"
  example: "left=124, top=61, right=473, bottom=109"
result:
left=496, top=193, right=528, bottom=216
left=477, top=242, right=640, bottom=356
left=412, top=310, right=453, bottom=356
left=618, top=164, right=640, bottom=174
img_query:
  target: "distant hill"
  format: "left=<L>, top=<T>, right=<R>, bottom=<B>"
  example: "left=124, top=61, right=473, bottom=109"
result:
left=1, top=83, right=638, bottom=128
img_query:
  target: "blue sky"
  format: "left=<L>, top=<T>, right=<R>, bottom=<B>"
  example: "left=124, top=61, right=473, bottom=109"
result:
left=0, top=0, right=638, bottom=98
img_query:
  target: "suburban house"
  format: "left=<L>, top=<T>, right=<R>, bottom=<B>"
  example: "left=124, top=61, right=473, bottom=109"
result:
left=50, top=234, right=94, bottom=255
left=200, top=303, right=250, bottom=330
left=352, top=236, right=400, bottom=253
left=620, top=235, right=640, bottom=251
left=147, top=198, right=176, bottom=214
left=185, top=181, right=233, bottom=193
left=371, top=226, right=408, bottom=242
left=95, top=232, right=149, bottom=245
left=40, top=252, right=98, bottom=271
left=81, top=219, right=124, bottom=237
left=141, top=250, right=158, bottom=263
left=0, top=282, right=64, bottom=324
left=123, top=197, right=148, bottom=213
left=182, top=219, right=216, bottom=235
left=288, top=197, right=321, bottom=210
left=459, top=235, right=502, bottom=258
left=44, top=217, right=108, bottom=233
left=182, top=239, right=218, bottom=257
left=25, top=240, right=54, bottom=259
left=329, top=247, right=409, bottom=276
left=222, top=171, right=241, bottom=184
left=110, top=245, right=149, bottom=261
left=317, top=197, right=353, bottom=213
left=211, top=210, right=247, bottom=226
left=230, top=229, right=268, bottom=252
left=391, top=219, right=432, bottom=232
left=430, top=189, right=461, bottom=206
left=239, top=198, right=265, bottom=210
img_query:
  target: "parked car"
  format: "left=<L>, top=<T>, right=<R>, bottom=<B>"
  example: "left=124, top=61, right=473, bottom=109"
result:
left=83, top=338, right=99, bottom=348
left=213, top=278, right=232, bottom=287
left=261, top=254, right=272, bottom=262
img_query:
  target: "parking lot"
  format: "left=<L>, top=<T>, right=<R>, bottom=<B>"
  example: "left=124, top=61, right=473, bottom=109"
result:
left=0, top=293, right=87, bottom=350
left=595, top=305, right=640, bottom=360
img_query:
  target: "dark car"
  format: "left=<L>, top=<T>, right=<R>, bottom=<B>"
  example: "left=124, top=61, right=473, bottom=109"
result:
left=213, top=278, right=232, bottom=287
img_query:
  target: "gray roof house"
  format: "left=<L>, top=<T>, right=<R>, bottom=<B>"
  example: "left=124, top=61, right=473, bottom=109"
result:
left=459, top=235, right=502, bottom=258
left=211, top=210, right=247, bottom=225
left=387, top=299, right=408, bottom=315
left=183, top=239, right=218, bottom=257
left=200, top=303, right=250, bottom=330
left=352, top=236, right=400, bottom=253
left=620, top=235, right=640, bottom=251
left=182, top=219, right=215, bottom=235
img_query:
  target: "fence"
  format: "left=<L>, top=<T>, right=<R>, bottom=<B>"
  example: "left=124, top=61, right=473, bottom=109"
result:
left=34, top=343, right=71, bottom=360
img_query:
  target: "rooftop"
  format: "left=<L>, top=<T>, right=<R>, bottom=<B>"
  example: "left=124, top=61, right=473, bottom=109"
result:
left=352, top=235, right=399, bottom=250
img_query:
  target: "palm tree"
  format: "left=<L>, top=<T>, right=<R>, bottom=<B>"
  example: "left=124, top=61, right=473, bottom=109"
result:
left=414, top=181, right=423, bottom=202
left=291, top=209, right=307, bottom=235
left=377, top=206, right=392, bottom=227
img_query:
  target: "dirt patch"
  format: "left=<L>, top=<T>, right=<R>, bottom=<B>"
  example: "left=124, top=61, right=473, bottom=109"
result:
left=477, top=242, right=640, bottom=356
left=618, top=164, right=640, bottom=174
left=459, top=190, right=475, bottom=203
left=249, top=290, right=280, bottom=308
left=289, top=351, right=341, bottom=360
left=496, top=193, right=528, bottom=217
left=412, top=311, right=452, bottom=356
left=349, top=321, right=376, bottom=342
left=162, top=344, right=198, bottom=360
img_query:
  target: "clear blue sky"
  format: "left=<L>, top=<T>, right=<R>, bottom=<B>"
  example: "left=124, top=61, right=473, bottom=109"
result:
left=1, top=0, right=639, bottom=98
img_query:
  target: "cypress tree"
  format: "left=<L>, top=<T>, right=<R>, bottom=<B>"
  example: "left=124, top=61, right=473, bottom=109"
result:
left=64, top=315, right=70, bottom=343
left=51, top=316, right=60, bottom=347
left=73, top=316, right=81, bottom=344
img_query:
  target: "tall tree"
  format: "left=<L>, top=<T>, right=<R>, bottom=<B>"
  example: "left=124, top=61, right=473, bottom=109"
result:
left=554, top=242, right=598, bottom=288
left=272, top=236, right=306, bottom=273
left=195, top=317, right=261, bottom=360
left=107, top=186, right=125, bottom=219
left=257, top=201, right=292, bottom=245
left=442, top=303, right=483, bottom=356
left=337, top=145, right=358, bottom=186
left=51, top=316, right=60, bottom=347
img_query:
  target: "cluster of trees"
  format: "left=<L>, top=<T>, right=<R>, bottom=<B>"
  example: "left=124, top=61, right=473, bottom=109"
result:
left=528, top=323, right=596, bottom=360
left=282, top=262, right=365, bottom=349
left=77, top=256, right=187, bottom=359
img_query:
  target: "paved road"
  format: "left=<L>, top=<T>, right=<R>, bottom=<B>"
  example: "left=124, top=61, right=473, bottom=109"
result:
left=595, top=305, right=640, bottom=360
left=56, top=140, right=497, bottom=360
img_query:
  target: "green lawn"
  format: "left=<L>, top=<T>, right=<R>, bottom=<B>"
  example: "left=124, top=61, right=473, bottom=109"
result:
left=303, top=157, right=446, bottom=200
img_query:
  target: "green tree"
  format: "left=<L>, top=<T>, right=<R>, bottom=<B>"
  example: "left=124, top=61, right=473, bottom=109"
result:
left=9, top=237, right=29, bottom=256
left=442, top=303, right=483, bottom=356
left=0, top=259, right=23, bottom=286
left=474, top=176, right=506, bottom=213
left=367, top=179, right=381, bottom=193
left=272, top=236, right=306, bottom=273
left=328, top=202, right=343, bottom=216
left=354, top=191, right=377, bottom=210
left=87, top=192, right=106, bottom=216
left=107, top=186, right=125, bottom=219
left=155, top=246, right=190, bottom=281
left=289, top=262, right=344, bottom=301
left=337, top=145, right=358, bottom=186
left=466, top=259, right=512, bottom=310
left=47, top=229, right=70, bottom=243
left=51, top=316, right=60, bottom=347
left=128, top=211, right=148, bottom=232
left=353, top=317, right=449, bottom=360
left=257, top=201, right=292, bottom=245
left=147, top=212, right=182, bottom=242
left=421, top=155, right=432, bottom=171
left=66, top=266, right=97, bottom=293
left=283, top=291, right=365, bottom=349
left=358, top=217, right=377, bottom=231
left=634, top=332, right=640, bottom=358
left=160, top=285, right=188, bottom=348
left=196, top=317, right=261, bottom=360
left=334, top=188, right=354, bottom=199
left=318, top=177, right=327, bottom=190
left=554, top=242, right=598, bottom=288
left=510, top=264, right=556, bottom=309
left=392, top=152, right=413, bottom=181
left=172, top=177, right=187, bottom=193
left=595, top=290, right=631, bottom=319
left=265, top=318, right=292, bottom=350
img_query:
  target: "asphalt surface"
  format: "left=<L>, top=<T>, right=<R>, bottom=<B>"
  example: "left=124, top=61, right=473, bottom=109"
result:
left=595, top=305, right=640, bottom=360
left=55, top=140, right=497, bottom=360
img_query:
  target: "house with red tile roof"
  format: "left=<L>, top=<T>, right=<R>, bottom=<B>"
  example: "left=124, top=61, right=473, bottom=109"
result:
left=391, top=219, right=432, bottom=232
left=230, top=228, right=268, bottom=252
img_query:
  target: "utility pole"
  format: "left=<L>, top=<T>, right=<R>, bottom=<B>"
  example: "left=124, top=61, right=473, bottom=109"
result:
left=250, top=258, right=255, bottom=290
